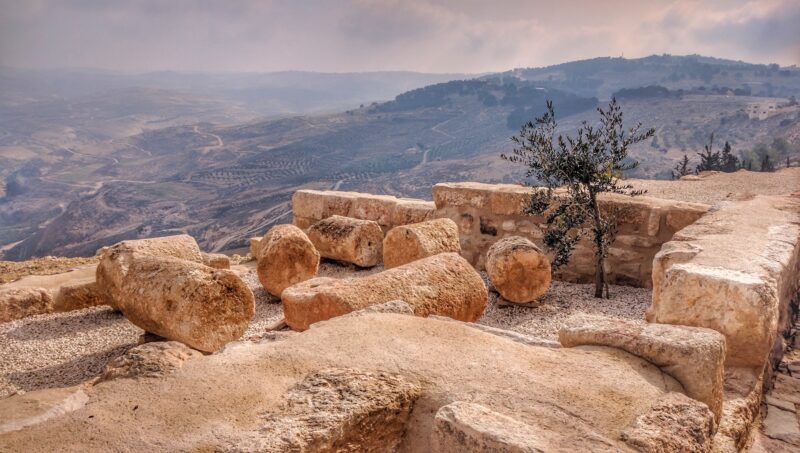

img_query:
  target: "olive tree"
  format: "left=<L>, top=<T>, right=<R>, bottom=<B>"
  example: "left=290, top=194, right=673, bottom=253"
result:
left=502, top=98, right=654, bottom=298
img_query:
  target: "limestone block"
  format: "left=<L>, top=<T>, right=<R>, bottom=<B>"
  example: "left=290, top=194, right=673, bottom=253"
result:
left=351, top=194, right=397, bottom=225
left=281, top=252, right=487, bottom=330
left=559, top=314, right=726, bottom=422
left=664, top=202, right=709, bottom=232
left=648, top=195, right=800, bottom=368
left=291, top=216, right=315, bottom=231
left=486, top=236, right=551, bottom=304
left=0, top=287, right=53, bottom=322
left=432, top=182, right=490, bottom=209
left=621, top=392, right=715, bottom=453
left=103, top=256, right=255, bottom=352
left=383, top=218, right=460, bottom=268
left=202, top=252, right=230, bottom=269
left=431, top=402, right=547, bottom=452
left=248, top=237, right=261, bottom=258
left=306, top=215, right=383, bottom=267
left=257, top=224, right=320, bottom=297
left=391, top=199, right=436, bottom=225
left=53, top=281, right=107, bottom=312
left=291, top=190, right=357, bottom=220
left=100, top=341, right=203, bottom=382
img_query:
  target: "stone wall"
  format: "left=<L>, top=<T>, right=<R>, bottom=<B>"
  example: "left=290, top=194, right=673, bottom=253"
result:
left=291, top=184, right=710, bottom=288
left=432, top=182, right=710, bottom=288
left=648, top=194, right=800, bottom=369
left=292, top=190, right=435, bottom=233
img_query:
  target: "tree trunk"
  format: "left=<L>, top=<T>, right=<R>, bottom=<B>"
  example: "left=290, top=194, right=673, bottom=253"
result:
left=590, top=194, right=605, bottom=298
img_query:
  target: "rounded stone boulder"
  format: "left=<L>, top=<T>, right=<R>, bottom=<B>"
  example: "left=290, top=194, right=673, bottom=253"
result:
left=257, top=224, right=320, bottom=297
left=486, top=236, right=551, bottom=304
left=306, top=215, right=383, bottom=267
left=383, top=218, right=461, bottom=268
left=104, top=256, right=255, bottom=353
left=281, top=252, right=487, bottom=330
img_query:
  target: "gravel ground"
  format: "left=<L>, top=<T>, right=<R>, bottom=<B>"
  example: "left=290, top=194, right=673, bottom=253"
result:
left=0, top=261, right=650, bottom=398
left=627, top=167, right=800, bottom=205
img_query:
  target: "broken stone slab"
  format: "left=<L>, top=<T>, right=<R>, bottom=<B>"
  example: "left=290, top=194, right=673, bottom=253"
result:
left=559, top=314, right=726, bottom=422
left=621, top=392, right=715, bottom=453
left=201, top=252, right=230, bottom=269
left=256, top=224, right=320, bottom=297
left=231, top=368, right=422, bottom=452
left=282, top=252, right=487, bottom=330
left=99, top=341, right=203, bottom=382
left=382, top=218, right=460, bottom=269
left=647, top=195, right=800, bottom=368
left=306, top=215, right=384, bottom=267
left=248, top=237, right=261, bottom=257
left=486, top=236, right=551, bottom=304
left=0, top=287, right=53, bottom=322
left=52, top=281, right=108, bottom=312
left=103, top=256, right=255, bottom=353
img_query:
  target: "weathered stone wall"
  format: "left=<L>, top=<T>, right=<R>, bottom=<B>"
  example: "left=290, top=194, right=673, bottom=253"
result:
left=291, top=185, right=709, bottom=288
left=292, top=190, right=435, bottom=233
left=432, top=182, right=710, bottom=288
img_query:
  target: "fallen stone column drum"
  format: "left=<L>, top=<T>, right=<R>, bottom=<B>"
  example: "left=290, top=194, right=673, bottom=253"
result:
left=382, top=218, right=461, bottom=268
left=282, top=252, right=488, bottom=330
left=486, top=236, right=551, bottom=304
left=102, top=256, right=255, bottom=353
left=306, top=215, right=383, bottom=267
left=256, top=224, right=320, bottom=297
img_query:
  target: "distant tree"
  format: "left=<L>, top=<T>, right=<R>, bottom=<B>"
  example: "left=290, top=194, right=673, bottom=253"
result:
left=501, top=98, right=654, bottom=298
left=787, top=156, right=791, bottom=168
left=720, top=141, right=739, bottom=172
left=695, top=133, right=721, bottom=173
left=672, top=154, right=692, bottom=179
left=761, top=153, right=775, bottom=172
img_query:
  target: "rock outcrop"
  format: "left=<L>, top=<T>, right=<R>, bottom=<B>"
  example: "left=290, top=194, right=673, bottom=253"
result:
left=621, top=392, right=715, bottom=452
left=100, top=341, right=203, bottom=382
left=306, top=215, right=383, bottom=267
left=256, top=224, right=320, bottom=297
left=559, top=314, right=726, bottom=422
left=382, top=218, right=460, bottom=268
left=486, top=236, right=551, bottom=304
left=0, top=287, right=53, bottom=322
left=281, top=252, right=487, bottom=330
left=647, top=195, right=800, bottom=368
left=53, top=282, right=107, bottom=312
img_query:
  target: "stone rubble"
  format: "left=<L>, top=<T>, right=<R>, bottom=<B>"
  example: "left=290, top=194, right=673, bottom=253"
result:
left=486, top=236, right=551, bottom=304
left=256, top=224, right=320, bottom=297
left=382, top=218, right=460, bottom=268
left=306, top=215, right=383, bottom=267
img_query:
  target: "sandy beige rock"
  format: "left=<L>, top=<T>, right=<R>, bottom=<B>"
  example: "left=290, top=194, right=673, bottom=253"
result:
left=621, top=392, right=715, bottom=452
left=306, top=215, right=383, bottom=267
left=431, top=401, right=618, bottom=452
left=0, top=313, right=692, bottom=452
left=201, top=252, right=230, bottom=269
left=559, top=314, right=725, bottom=422
left=486, top=236, right=551, bottom=304
left=100, top=341, right=203, bottom=382
left=53, top=282, right=107, bottom=312
left=383, top=218, right=460, bottom=268
left=282, top=252, right=487, bottom=330
left=238, top=368, right=421, bottom=452
left=256, top=224, right=320, bottom=297
left=101, top=256, right=255, bottom=352
left=248, top=237, right=261, bottom=257
left=96, top=234, right=204, bottom=308
left=0, top=287, right=53, bottom=322
left=647, top=195, right=800, bottom=368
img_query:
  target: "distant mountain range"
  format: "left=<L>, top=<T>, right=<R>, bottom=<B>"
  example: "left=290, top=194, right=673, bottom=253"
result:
left=2, top=55, right=799, bottom=259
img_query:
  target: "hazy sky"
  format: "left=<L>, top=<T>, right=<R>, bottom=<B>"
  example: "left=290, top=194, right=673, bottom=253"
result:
left=2, top=0, right=799, bottom=73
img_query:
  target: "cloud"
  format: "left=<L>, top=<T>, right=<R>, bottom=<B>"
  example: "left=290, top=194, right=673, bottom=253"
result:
left=0, top=0, right=797, bottom=73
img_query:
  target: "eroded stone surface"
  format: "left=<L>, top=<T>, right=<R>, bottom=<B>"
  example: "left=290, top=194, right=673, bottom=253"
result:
left=647, top=195, right=800, bottom=368
left=201, top=252, right=230, bottom=269
left=383, top=218, right=460, bottom=268
left=559, top=314, right=725, bottom=421
left=100, top=341, right=203, bottom=382
left=256, top=224, right=320, bottom=297
left=486, top=236, right=551, bottom=304
left=621, top=392, right=715, bottom=453
left=307, top=215, right=383, bottom=267
left=53, top=281, right=107, bottom=312
left=282, top=252, right=487, bottom=330
left=0, top=287, right=53, bottom=322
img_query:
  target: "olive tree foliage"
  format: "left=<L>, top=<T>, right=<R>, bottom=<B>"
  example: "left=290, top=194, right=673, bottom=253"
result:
left=501, top=98, right=655, bottom=298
